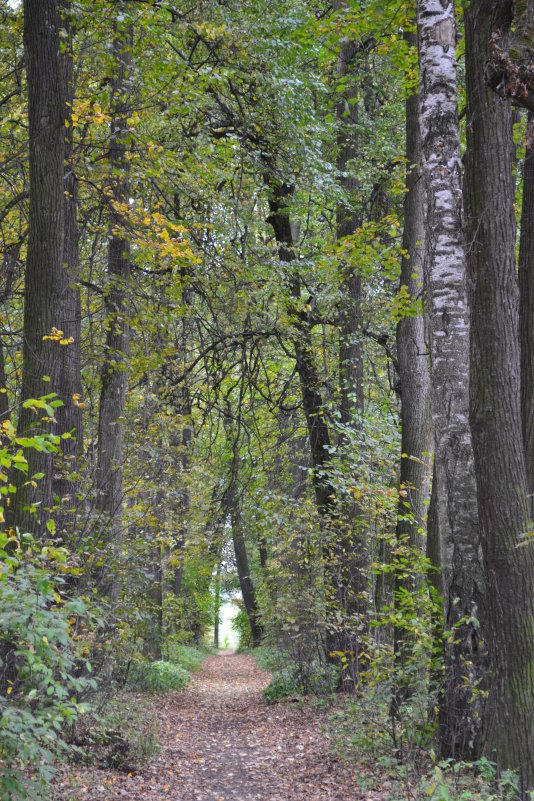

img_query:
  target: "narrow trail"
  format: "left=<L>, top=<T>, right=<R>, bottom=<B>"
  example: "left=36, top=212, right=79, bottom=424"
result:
left=54, top=652, right=373, bottom=801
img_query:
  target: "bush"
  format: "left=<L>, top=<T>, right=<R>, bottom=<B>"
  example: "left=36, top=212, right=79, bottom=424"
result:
left=231, top=605, right=253, bottom=650
left=263, top=658, right=340, bottom=703
left=0, top=540, right=95, bottom=801
left=126, top=660, right=189, bottom=693
left=163, top=640, right=206, bottom=672
left=70, top=697, right=160, bottom=773
left=263, top=665, right=301, bottom=703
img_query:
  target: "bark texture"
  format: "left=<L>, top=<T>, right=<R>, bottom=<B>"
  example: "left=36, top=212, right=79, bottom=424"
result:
left=396, top=70, right=432, bottom=564
left=53, top=5, right=83, bottom=536
left=96, top=22, right=132, bottom=600
left=15, top=0, right=77, bottom=536
left=486, top=0, right=534, bottom=113
left=334, top=0, right=364, bottom=429
left=417, top=0, right=487, bottom=759
left=520, top=112, right=534, bottom=499
left=392, top=56, right=433, bottom=705
left=223, top=433, right=262, bottom=648
left=465, top=1, right=534, bottom=791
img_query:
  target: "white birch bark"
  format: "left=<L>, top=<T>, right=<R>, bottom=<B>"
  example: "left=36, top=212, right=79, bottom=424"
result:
left=417, top=0, right=487, bottom=758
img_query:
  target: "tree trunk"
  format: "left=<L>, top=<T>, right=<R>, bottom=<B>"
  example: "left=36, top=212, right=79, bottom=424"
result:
left=213, top=558, right=221, bottom=649
left=392, top=55, right=433, bottom=707
left=266, top=181, right=368, bottom=685
left=14, top=0, right=72, bottom=536
left=225, top=476, right=262, bottom=648
left=96, top=21, right=132, bottom=601
left=418, top=0, right=488, bottom=759
left=334, top=0, right=364, bottom=429
left=520, top=111, right=534, bottom=499
left=53, top=4, right=83, bottom=538
left=466, top=1, right=534, bottom=792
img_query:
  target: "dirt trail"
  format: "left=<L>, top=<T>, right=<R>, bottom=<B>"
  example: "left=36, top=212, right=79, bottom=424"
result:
left=54, top=652, right=368, bottom=801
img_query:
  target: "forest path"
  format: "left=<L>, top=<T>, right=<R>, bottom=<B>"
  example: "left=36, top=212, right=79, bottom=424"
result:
left=53, top=652, right=377, bottom=801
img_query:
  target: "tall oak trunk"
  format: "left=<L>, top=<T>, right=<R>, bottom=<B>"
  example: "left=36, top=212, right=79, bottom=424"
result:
left=466, top=1, right=534, bottom=791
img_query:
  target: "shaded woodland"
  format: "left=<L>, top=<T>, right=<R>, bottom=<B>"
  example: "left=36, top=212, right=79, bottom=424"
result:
left=2, top=0, right=534, bottom=799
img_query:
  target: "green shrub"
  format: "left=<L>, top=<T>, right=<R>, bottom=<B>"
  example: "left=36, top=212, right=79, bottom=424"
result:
left=126, top=660, right=189, bottom=693
left=0, top=541, right=95, bottom=801
left=253, top=645, right=291, bottom=672
left=71, top=697, right=160, bottom=773
left=231, top=606, right=253, bottom=650
left=263, top=659, right=340, bottom=703
left=163, top=639, right=206, bottom=672
left=263, top=666, right=301, bottom=703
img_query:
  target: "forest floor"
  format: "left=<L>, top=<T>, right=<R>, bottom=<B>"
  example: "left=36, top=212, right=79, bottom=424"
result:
left=52, top=652, right=391, bottom=801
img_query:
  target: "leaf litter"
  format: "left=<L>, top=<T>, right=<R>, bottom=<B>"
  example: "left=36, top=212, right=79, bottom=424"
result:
left=53, top=652, right=390, bottom=801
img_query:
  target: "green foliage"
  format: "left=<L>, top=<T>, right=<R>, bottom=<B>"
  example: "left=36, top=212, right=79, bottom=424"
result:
left=231, top=605, right=253, bottom=650
left=0, top=545, right=95, bottom=801
left=126, top=660, right=190, bottom=694
left=263, top=666, right=302, bottom=703
left=71, top=697, right=160, bottom=773
left=163, top=640, right=207, bottom=673
left=329, top=682, right=530, bottom=801
left=260, top=647, right=340, bottom=703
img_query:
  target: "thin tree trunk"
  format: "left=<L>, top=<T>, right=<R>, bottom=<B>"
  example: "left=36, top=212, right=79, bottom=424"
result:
left=0, top=243, right=19, bottom=423
left=418, top=0, right=487, bottom=759
left=266, top=182, right=368, bottom=685
left=172, top=346, right=192, bottom=597
left=213, top=558, right=221, bottom=649
left=96, top=21, right=132, bottom=601
left=465, top=1, right=534, bottom=792
left=392, top=55, right=433, bottom=707
left=224, top=474, right=262, bottom=648
left=54, top=4, right=83, bottom=537
left=334, top=0, right=364, bottom=429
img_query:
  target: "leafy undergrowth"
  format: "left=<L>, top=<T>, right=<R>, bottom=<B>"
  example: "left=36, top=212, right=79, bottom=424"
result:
left=329, top=683, right=524, bottom=801
left=126, top=660, right=190, bottom=693
left=67, top=694, right=160, bottom=774
left=162, top=642, right=207, bottom=673
left=253, top=646, right=340, bottom=703
left=55, top=645, right=209, bottom=786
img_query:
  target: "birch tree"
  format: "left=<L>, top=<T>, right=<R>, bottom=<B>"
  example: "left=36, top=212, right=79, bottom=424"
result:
left=417, top=0, right=487, bottom=759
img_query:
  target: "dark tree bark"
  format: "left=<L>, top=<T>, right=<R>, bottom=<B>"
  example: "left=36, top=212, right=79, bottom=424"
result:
left=15, top=0, right=79, bottom=537
left=466, top=1, right=534, bottom=792
left=213, top=558, right=221, bottom=649
left=392, top=49, right=433, bottom=707
left=96, top=21, right=132, bottom=601
left=418, top=0, right=488, bottom=759
left=265, top=184, right=337, bottom=520
left=396, top=60, right=432, bottom=567
left=266, top=181, right=369, bottom=686
left=227, top=486, right=262, bottom=648
left=53, top=4, right=83, bottom=536
left=334, top=0, right=364, bottom=430
left=171, top=311, right=193, bottom=598
left=486, top=0, right=534, bottom=113
left=0, top=242, right=20, bottom=422
left=223, top=449, right=262, bottom=648
left=520, top=112, right=534, bottom=499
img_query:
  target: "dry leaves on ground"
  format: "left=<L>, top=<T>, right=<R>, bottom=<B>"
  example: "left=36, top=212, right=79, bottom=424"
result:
left=53, top=653, right=391, bottom=801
